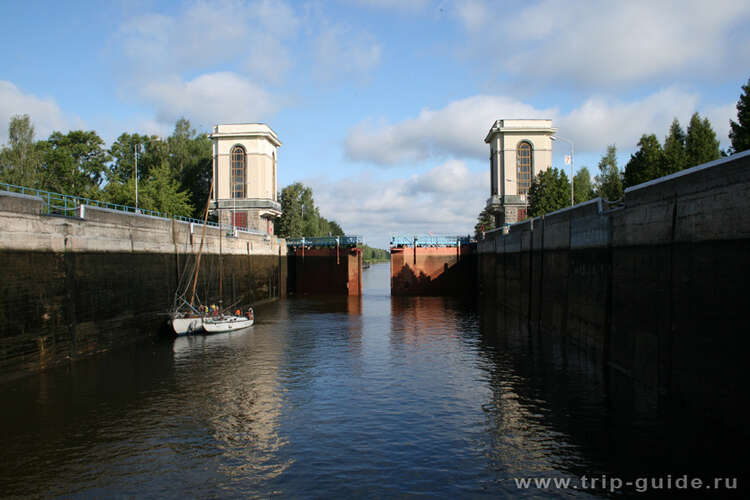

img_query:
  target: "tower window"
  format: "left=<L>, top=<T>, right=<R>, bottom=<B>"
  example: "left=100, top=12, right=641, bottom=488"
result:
left=231, top=145, right=246, bottom=198
left=517, top=141, right=532, bottom=195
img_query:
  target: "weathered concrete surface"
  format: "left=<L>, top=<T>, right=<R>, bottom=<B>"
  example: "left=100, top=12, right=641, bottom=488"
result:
left=390, top=245, right=476, bottom=296
left=0, top=199, right=287, bottom=381
left=478, top=151, right=750, bottom=428
left=287, top=246, right=362, bottom=296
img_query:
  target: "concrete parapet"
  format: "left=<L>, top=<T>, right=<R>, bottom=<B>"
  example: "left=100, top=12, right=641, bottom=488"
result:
left=0, top=202, right=284, bottom=257
left=0, top=191, right=44, bottom=215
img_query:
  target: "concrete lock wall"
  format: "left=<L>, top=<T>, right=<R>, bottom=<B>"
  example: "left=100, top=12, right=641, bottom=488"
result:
left=0, top=194, right=287, bottom=381
left=477, top=151, right=750, bottom=423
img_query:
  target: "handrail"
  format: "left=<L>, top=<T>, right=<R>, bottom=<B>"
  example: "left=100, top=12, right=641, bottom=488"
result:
left=390, top=235, right=475, bottom=247
left=0, top=181, right=266, bottom=232
left=286, top=236, right=362, bottom=247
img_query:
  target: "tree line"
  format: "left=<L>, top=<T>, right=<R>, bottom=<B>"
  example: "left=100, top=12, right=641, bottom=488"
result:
left=476, top=77, right=750, bottom=234
left=276, top=182, right=344, bottom=238
left=0, top=116, right=210, bottom=218
left=361, top=245, right=390, bottom=263
left=275, top=182, right=390, bottom=260
left=0, top=117, right=393, bottom=254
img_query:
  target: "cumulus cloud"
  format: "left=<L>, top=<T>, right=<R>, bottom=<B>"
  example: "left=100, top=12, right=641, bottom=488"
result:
left=141, top=72, right=278, bottom=126
left=307, top=161, right=487, bottom=247
left=456, top=0, right=750, bottom=88
left=345, top=95, right=555, bottom=165
left=313, top=24, right=382, bottom=82
left=345, top=87, right=737, bottom=165
left=0, top=81, right=81, bottom=144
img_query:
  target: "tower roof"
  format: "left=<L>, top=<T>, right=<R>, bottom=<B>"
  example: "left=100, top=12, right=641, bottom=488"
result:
left=484, top=119, right=556, bottom=143
left=210, top=123, right=281, bottom=147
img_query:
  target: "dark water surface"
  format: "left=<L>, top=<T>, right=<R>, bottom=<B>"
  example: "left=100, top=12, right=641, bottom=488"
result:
left=0, top=263, right=743, bottom=498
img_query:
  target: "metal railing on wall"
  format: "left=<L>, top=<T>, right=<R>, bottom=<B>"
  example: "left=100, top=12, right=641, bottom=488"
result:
left=286, top=236, right=362, bottom=248
left=390, top=235, right=475, bottom=248
left=0, top=181, right=265, bottom=235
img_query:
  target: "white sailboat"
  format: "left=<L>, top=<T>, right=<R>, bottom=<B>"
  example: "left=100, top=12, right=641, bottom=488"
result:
left=170, top=177, right=255, bottom=335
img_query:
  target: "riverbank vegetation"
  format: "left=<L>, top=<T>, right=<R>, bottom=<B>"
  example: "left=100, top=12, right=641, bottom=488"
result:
left=362, top=245, right=389, bottom=263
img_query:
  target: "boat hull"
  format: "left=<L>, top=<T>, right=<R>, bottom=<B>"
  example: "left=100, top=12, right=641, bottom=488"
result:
left=202, top=316, right=254, bottom=333
left=172, top=317, right=204, bottom=335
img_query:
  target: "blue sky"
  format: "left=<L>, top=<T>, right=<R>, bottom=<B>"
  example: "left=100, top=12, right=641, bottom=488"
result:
left=2, top=0, right=749, bottom=247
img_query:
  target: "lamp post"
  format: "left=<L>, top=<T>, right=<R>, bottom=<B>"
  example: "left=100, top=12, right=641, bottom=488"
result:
left=551, top=135, right=574, bottom=206
left=134, top=137, right=161, bottom=212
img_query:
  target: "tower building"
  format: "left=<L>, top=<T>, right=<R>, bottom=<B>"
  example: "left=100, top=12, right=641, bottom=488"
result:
left=210, top=123, right=282, bottom=235
left=485, top=119, right=556, bottom=228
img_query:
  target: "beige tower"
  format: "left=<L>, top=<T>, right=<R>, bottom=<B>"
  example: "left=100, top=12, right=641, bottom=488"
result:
left=485, top=119, right=556, bottom=228
left=210, top=123, right=282, bottom=235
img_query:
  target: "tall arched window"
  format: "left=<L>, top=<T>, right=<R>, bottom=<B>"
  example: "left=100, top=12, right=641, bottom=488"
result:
left=231, top=145, right=246, bottom=198
left=517, top=141, right=532, bottom=195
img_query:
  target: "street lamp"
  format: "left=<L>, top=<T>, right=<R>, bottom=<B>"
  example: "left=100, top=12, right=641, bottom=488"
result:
left=134, top=137, right=161, bottom=212
left=551, top=135, right=574, bottom=206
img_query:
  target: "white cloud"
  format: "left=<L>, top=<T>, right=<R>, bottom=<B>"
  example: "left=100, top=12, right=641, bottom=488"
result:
left=345, top=95, right=555, bottom=165
left=307, top=161, right=487, bottom=248
left=344, top=87, right=738, bottom=165
left=456, top=0, right=488, bottom=33
left=0, top=81, right=82, bottom=144
left=705, top=102, right=737, bottom=147
left=313, top=24, right=382, bottom=82
left=141, top=72, right=278, bottom=127
left=457, top=0, right=750, bottom=88
left=561, top=88, right=702, bottom=151
left=118, top=0, right=299, bottom=84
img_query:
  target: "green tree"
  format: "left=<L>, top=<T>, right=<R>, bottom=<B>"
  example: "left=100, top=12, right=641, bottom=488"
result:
left=168, top=118, right=212, bottom=218
left=729, top=78, right=750, bottom=154
left=685, top=112, right=720, bottom=167
left=139, top=162, right=193, bottom=215
left=327, top=220, right=345, bottom=236
left=0, top=114, right=43, bottom=187
left=663, top=118, right=688, bottom=175
left=277, top=182, right=345, bottom=238
left=40, top=130, right=110, bottom=197
left=361, top=245, right=389, bottom=263
left=573, top=167, right=596, bottom=204
left=528, top=167, right=570, bottom=217
left=594, top=145, right=623, bottom=201
left=624, top=134, right=665, bottom=188
left=474, top=207, right=496, bottom=237
left=278, top=183, right=305, bottom=237
left=108, top=132, right=167, bottom=184
left=103, top=162, right=193, bottom=215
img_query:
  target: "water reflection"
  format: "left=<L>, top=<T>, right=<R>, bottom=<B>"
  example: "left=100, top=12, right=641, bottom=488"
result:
left=0, top=263, right=742, bottom=498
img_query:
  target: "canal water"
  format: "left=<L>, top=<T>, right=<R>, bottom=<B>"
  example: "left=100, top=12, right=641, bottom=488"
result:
left=0, top=263, right=743, bottom=498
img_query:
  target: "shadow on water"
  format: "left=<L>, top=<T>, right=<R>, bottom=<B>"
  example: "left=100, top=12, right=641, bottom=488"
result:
left=0, top=262, right=745, bottom=498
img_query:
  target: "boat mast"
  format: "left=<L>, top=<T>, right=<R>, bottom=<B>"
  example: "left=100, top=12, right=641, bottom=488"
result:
left=219, top=202, right=223, bottom=310
left=189, top=176, right=214, bottom=307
